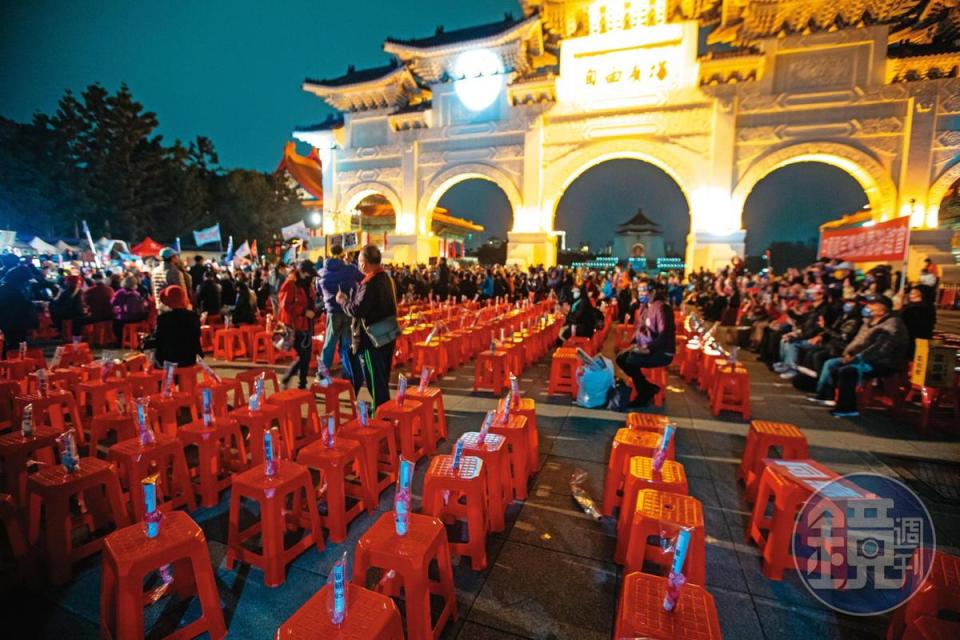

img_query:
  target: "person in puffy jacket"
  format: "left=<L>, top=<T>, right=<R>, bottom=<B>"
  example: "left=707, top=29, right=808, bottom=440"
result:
left=0, top=266, right=38, bottom=358
left=615, top=280, right=675, bottom=406
left=317, top=244, right=362, bottom=376
left=152, top=285, right=202, bottom=367
left=111, top=275, right=148, bottom=344
left=812, top=294, right=909, bottom=417
left=278, top=260, right=317, bottom=389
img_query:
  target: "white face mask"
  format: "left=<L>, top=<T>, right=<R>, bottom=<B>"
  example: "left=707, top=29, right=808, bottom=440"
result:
left=572, top=288, right=581, bottom=300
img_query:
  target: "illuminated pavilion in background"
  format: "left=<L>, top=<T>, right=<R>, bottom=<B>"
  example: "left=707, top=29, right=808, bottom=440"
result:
left=289, top=0, right=960, bottom=273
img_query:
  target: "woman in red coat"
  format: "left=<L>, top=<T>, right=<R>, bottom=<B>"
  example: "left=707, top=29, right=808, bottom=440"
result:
left=278, top=260, right=318, bottom=389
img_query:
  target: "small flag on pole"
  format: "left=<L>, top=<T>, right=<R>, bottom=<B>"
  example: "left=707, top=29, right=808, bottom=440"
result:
left=174, top=237, right=181, bottom=253
left=225, top=235, right=234, bottom=262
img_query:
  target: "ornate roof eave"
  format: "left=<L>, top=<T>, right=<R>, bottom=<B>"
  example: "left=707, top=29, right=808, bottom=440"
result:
left=302, top=65, right=419, bottom=113
left=383, top=15, right=544, bottom=84
left=507, top=72, right=557, bottom=105
left=886, top=50, right=960, bottom=83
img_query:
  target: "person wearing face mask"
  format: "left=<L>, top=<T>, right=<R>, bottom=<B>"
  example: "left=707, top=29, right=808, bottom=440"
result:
left=559, top=285, right=596, bottom=344
left=615, top=280, right=675, bottom=406
left=810, top=294, right=909, bottom=417
left=795, top=296, right=863, bottom=383
left=773, top=284, right=837, bottom=379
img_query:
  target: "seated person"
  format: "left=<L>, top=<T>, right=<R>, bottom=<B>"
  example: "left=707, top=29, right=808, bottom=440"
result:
left=615, top=281, right=675, bottom=406
left=774, top=284, right=836, bottom=379
left=559, top=286, right=596, bottom=342
left=796, top=296, right=863, bottom=380
left=810, top=295, right=909, bottom=418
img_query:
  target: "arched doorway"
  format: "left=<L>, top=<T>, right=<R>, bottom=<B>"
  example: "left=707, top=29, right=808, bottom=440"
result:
left=553, top=158, right=690, bottom=260
left=741, top=162, right=869, bottom=267
left=436, top=179, right=512, bottom=251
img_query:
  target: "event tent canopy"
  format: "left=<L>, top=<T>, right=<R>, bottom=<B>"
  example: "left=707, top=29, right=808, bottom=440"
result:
left=131, top=236, right=166, bottom=257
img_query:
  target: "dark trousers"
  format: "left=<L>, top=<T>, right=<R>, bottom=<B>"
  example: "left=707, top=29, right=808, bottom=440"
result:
left=616, top=349, right=673, bottom=397
left=358, top=339, right=395, bottom=411
left=283, top=329, right=313, bottom=389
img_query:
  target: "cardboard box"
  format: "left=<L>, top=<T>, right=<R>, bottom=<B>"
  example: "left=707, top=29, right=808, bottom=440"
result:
left=910, top=339, right=957, bottom=388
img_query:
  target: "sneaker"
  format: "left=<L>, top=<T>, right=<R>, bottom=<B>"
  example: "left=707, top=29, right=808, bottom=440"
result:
left=772, top=363, right=790, bottom=373
left=779, top=371, right=797, bottom=380
left=807, top=397, right=836, bottom=407
left=830, top=409, right=859, bottom=418
left=796, top=366, right=818, bottom=378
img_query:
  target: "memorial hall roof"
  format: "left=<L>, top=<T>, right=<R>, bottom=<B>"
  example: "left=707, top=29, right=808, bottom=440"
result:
left=384, top=14, right=530, bottom=50
left=304, top=60, right=402, bottom=88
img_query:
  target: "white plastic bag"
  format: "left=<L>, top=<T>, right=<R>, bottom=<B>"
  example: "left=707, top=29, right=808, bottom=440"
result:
left=576, top=356, right=614, bottom=408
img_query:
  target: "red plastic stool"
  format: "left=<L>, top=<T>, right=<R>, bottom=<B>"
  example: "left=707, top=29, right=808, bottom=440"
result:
left=887, top=551, right=960, bottom=640
left=679, top=341, right=701, bottom=383
left=296, top=437, right=371, bottom=543
left=100, top=510, right=226, bottom=640
left=127, top=370, right=163, bottom=398
left=353, top=512, right=457, bottom=640
left=474, top=351, right=508, bottom=395
left=564, top=336, right=593, bottom=354
left=547, top=349, right=579, bottom=397
left=738, top=420, right=808, bottom=503
left=709, top=362, right=751, bottom=419
left=230, top=403, right=288, bottom=464
left=602, top=428, right=674, bottom=517
left=0, top=425, right=59, bottom=506
left=311, top=378, right=357, bottom=426
left=196, top=378, right=245, bottom=417
left=108, top=434, right=196, bottom=520
left=697, top=348, right=723, bottom=392
left=0, top=493, right=31, bottom=583
left=200, top=325, right=217, bottom=354
left=626, top=412, right=670, bottom=434
left=146, top=391, right=198, bottom=436
left=236, top=368, right=281, bottom=399
left=88, top=413, right=137, bottom=457
left=488, top=414, right=531, bottom=500
left=497, top=396, right=540, bottom=472
left=413, top=341, right=448, bottom=379
left=76, top=379, right=133, bottom=427
left=460, top=431, right=510, bottom=533
left=375, top=398, right=427, bottom=462
left=176, top=417, right=248, bottom=508
left=213, top=328, right=248, bottom=360
left=277, top=582, right=404, bottom=639
left=227, top=461, right=324, bottom=587
left=614, top=457, right=689, bottom=563
left=27, top=457, right=130, bottom=584
left=14, top=390, right=85, bottom=439
left=614, top=571, right=722, bottom=640
left=173, top=364, right=203, bottom=397
left=623, top=489, right=706, bottom=585
left=748, top=459, right=839, bottom=580
left=266, top=389, right=322, bottom=455
left=408, top=385, right=448, bottom=447
left=613, top=323, right=635, bottom=351
left=422, top=454, right=489, bottom=570
left=120, top=321, right=151, bottom=351
left=640, top=367, right=667, bottom=406
left=340, top=416, right=399, bottom=500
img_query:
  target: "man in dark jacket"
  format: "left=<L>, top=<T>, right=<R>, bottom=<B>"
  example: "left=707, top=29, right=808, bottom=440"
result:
left=811, top=295, right=910, bottom=417
left=317, top=244, right=362, bottom=378
left=797, top=297, right=863, bottom=380
left=900, top=286, right=936, bottom=359
left=0, top=266, right=38, bottom=358
left=560, top=286, right=596, bottom=342
left=774, top=285, right=836, bottom=379
left=336, top=245, right=397, bottom=409
left=616, top=281, right=675, bottom=406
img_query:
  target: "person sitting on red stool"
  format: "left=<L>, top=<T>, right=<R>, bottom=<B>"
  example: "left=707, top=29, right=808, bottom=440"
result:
left=615, top=280, right=675, bottom=407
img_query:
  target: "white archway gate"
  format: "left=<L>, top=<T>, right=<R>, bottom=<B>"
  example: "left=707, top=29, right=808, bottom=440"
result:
left=294, top=6, right=960, bottom=269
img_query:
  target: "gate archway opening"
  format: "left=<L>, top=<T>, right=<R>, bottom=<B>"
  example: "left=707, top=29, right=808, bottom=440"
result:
left=741, top=162, right=869, bottom=267
left=434, top=178, right=514, bottom=250
left=553, top=158, right=690, bottom=260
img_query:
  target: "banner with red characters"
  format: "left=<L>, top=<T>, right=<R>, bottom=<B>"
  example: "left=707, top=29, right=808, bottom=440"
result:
left=818, top=215, right=910, bottom=263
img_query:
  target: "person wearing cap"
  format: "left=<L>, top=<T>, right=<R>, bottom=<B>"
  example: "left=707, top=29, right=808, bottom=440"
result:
left=0, top=266, right=38, bottom=358
left=151, top=285, right=203, bottom=367
left=278, top=259, right=318, bottom=389
left=811, top=294, right=909, bottom=417
left=151, top=247, right=192, bottom=311
left=336, top=245, right=398, bottom=409
left=773, top=284, right=837, bottom=380
left=317, top=243, right=362, bottom=381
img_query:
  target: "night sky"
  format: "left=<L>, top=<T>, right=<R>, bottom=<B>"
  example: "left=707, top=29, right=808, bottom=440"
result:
left=1, top=0, right=868, bottom=256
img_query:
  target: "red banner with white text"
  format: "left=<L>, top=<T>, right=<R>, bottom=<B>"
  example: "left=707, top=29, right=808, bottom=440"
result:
left=818, top=215, right=911, bottom=263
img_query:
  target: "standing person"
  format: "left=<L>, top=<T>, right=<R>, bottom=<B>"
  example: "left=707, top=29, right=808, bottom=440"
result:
left=188, top=256, right=206, bottom=294
left=195, top=269, right=222, bottom=316
left=278, top=260, right=317, bottom=389
left=317, top=244, right=363, bottom=382
left=615, top=281, right=675, bottom=406
left=150, top=285, right=203, bottom=367
left=151, top=248, right=192, bottom=310
left=111, top=275, right=148, bottom=343
left=49, top=274, right=85, bottom=338
left=336, top=245, right=398, bottom=410
left=0, top=266, right=38, bottom=358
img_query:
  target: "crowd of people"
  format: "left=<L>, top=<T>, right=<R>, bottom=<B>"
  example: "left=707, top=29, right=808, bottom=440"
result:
left=0, top=246, right=947, bottom=419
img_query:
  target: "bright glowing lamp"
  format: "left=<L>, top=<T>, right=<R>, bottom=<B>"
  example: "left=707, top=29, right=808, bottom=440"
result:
left=308, top=211, right=322, bottom=227
left=453, top=49, right=504, bottom=112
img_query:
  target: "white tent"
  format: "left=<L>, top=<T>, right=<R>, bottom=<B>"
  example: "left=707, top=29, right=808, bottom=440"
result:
left=29, top=236, right=59, bottom=255
left=56, top=240, right=81, bottom=253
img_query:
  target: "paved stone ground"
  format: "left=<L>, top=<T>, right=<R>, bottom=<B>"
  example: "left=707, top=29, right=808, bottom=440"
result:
left=5, top=327, right=960, bottom=639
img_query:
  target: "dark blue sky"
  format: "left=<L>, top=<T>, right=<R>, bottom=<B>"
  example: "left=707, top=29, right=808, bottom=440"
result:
left=1, top=0, right=867, bottom=255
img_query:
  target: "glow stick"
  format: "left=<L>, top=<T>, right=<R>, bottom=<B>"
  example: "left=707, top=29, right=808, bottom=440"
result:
left=196, top=356, right=222, bottom=384
left=135, top=398, right=155, bottom=445
left=143, top=474, right=161, bottom=538
left=57, top=429, right=79, bottom=473
left=264, top=427, right=279, bottom=477
left=325, top=414, right=336, bottom=448
left=18, top=341, right=27, bottom=359
left=21, top=403, right=33, bottom=438
left=162, top=362, right=176, bottom=398
left=478, top=410, right=495, bottom=446
left=51, top=346, right=64, bottom=369
left=652, top=425, right=676, bottom=473
left=663, top=528, right=692, bottom=612
left=509, top=374, right=519, bottom=406
left=328, top=552, right=348, bottom=625
left=357, top=400, right=369, bottom=426
left=397, top=374, right=407, bottom=406
left=452, top=438, right=465, bottom=475
left=394, top=458, right=414, bottom=536
left=316, top=356, right=331, bottom=387
left=201, top=388, right=213, bottom=426
left=418, top=366, right=431, bottom=392
left=37, top=368, right=48, bottom=397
